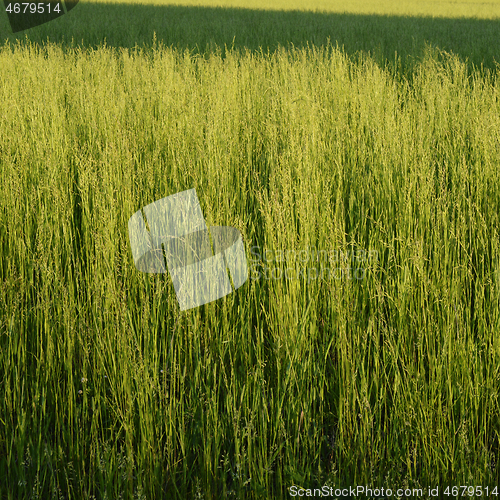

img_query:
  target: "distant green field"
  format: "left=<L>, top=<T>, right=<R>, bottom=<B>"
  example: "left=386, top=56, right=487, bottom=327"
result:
left=1, top=1, right=500, bottom=499
left=1, top=0, right=500, bottom=73
left=46, top=0, right=500, bottom=18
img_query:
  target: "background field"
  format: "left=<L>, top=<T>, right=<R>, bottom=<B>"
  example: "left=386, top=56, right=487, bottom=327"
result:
left=1, top=1, right=500, bottom=499
left=2, top=0, right=500, bottom=72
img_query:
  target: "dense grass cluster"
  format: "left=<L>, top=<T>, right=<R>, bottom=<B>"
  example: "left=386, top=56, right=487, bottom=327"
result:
left=1, top=38, right=500, bottom=498
left=1, top=0, right=500, bottom=498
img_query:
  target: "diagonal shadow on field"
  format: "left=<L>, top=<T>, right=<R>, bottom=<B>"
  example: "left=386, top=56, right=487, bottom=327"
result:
left=1, top=3, right=500, bottom=72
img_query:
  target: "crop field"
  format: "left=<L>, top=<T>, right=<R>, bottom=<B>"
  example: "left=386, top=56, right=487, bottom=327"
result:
left=1, top=1, right=500, bottom=499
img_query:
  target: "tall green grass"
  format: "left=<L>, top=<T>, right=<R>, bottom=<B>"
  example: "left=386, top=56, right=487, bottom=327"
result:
left=1, top=39, right=500, bottom=498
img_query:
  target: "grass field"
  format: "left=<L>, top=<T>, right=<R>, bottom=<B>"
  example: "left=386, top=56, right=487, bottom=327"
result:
left=1, top=1, right=500, bottom=499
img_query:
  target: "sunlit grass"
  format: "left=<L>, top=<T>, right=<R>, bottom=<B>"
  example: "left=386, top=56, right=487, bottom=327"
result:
left=1, top=38, right=499, bottom=498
